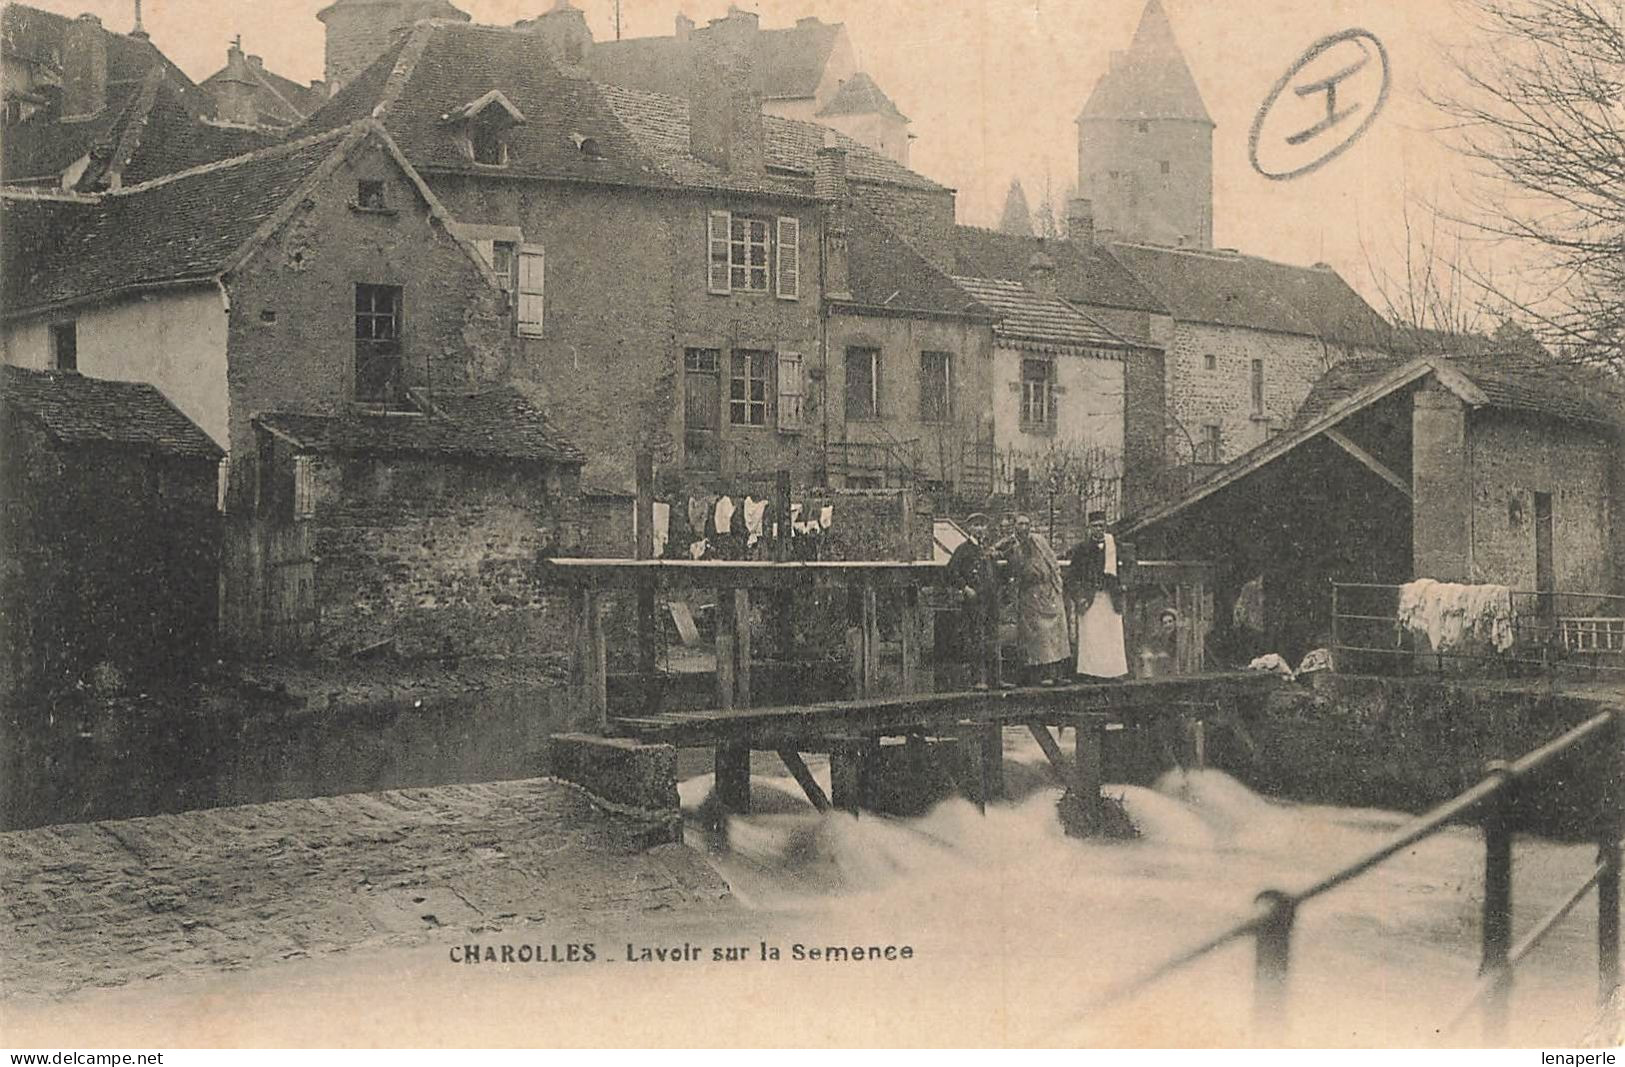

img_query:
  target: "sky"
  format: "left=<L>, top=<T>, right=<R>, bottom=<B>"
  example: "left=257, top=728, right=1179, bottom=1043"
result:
left=21, top=0, right=1504, bottom=321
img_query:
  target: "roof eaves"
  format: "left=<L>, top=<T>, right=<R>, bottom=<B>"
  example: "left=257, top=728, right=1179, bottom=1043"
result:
left=1121, top=358, right=1437, bottom=535
left=0, top=275, right=218, bottom=323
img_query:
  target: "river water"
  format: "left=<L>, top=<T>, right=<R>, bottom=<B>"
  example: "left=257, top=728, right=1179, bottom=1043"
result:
left=4, top=728, right=1616, bottom=1048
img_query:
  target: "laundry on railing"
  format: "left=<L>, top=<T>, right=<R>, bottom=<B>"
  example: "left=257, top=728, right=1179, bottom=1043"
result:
left=1396, top=578, right=1517, bottom=653
left=1246, top=653, right=1296, bottom=680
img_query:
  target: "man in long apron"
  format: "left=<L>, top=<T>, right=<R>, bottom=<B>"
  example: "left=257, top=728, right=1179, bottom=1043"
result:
left=1069, top=510, right=1129, bottom=679
left=998, top=514, right=1071, bottom=685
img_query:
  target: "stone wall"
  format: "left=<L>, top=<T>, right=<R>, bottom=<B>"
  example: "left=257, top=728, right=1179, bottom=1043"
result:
left=1077, top=116, right=1213, bottom=248
left=301, top=452, right=581, bottom=658
left=851, top=180, right=956, bottom=274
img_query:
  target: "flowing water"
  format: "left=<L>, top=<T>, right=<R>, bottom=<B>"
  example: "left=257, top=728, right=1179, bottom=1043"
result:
left=670, top=728, right=1618, bottom=1047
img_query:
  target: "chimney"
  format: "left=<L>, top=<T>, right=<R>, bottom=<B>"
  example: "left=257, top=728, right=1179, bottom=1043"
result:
left=215, top=43, right=260, bottom=126
left=61, top=14, right=108, bottom=120
left=248, top=54, right=264, bottom=70
left=533, top=0, right=593, bottom=69
left=688, top=15, right=764, bottom=175
left=817, top=138, right=850, bottom=300
left=1028, top=247, right=1057, bottom=300
left=1067, top=197, right=1095, bottom=247
left=675, top=12, right=694, bottom=40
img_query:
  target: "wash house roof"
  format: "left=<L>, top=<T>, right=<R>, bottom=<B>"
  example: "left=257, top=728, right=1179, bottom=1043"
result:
left=2, top=365, right=222, bottom=459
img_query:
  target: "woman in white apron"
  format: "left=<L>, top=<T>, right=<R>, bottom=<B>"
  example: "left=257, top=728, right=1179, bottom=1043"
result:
left=1068, top=511, right=1129, bottom=679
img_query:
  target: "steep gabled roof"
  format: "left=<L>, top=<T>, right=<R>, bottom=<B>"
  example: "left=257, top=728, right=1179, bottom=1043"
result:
left=817, top=72, right=907, bottom=122
left=2, top=365, right=222, bottom=459
left=300, top=20, right=943, bottom=198
left=1108, top=242, right=1395, bottom=346
left=256, top=387, right=585, bottom=464
left=201, top=57, right=326, bottom=127
left=839, top=206, right=990, bottom=320
left=1124, top=352, right=1624, bottom=534
left=951, top=276, right=1129, bottom=351
left=1077, top=0, right=1211, bottom=125
left=1, top=6, right=269, bottom=190
left=2, top=121, right=478, bottom=318
left=950, top=226, right=1165, bottom=315
left=586, top=16, right=843, bottom=102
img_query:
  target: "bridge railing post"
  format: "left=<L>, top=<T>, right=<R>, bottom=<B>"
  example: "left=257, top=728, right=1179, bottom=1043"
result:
left=1599, top=710, right=1623, bottom=1006
left=1253, top=889, right=1296, bottom=1042
left=1480, top=761, right=1516, bottom=1044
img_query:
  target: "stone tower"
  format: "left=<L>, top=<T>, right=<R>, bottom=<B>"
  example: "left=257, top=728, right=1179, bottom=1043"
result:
left=1076, top=0, right=1213, bottom=248
left=316, top=0, right=471, bottom=96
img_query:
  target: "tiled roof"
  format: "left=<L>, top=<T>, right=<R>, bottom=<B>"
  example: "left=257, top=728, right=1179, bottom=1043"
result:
left=1107, top=243, right=1395, bottom=346
left=2, top=125, right=359, bottom=315
left=951, top=226, right=1165, bottom=314
left=586, top=17, right=842, bottom=102
left=256, top=387, right=585, bottom=464
left=816, top=72, right=906, bottom=121
left=840, top=207, right=989, bottom=319
left=950, top=276, right=1128, bottom=350
left=1077, top=0, right=1211, bottom=124
left=1, top=365, right=222, bottom=459
left=1293, top=351, right=1625, bottom=430
left=202, top=59, right=325, bottom=126
left=1, top=7, right=269, bottom=190
left=300, top=21, right=944, bottom=197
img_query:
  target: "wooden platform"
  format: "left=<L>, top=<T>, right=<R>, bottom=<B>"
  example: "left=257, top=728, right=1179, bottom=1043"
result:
left=613, top=671, right=1275, bottom=747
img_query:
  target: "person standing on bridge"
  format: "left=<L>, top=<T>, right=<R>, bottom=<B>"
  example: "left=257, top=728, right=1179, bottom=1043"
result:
left=1068, top=510, right=1129, bottom=680
left=997, top=514, right=1070, bottom=685
left=947, top=513, right=1010, bottom=691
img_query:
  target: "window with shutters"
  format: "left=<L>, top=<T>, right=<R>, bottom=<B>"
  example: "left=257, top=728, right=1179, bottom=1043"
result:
left=777, top=352, right=803, bottom=432
left=490, top=241, right=516, bottom=290
left=354, top=284, right=402, bottom=404
left=1020, top=358, right=1053, bottom=431
left=1199, top=423, right=1223, bottom=463
left=920, top=350, right=952, bottom=422
left=684, top=347, right=721, bottom=469
left=516, top=244, right=544, bottom=336
left=706, top=210, right=794, bottom=295
left=776, top=217, right=800, bottom=299
left=50, top=321, right=77, bottom=372
left=729, top=349, right=772, bottom=426
left=845, top=347, right=880, bottom=419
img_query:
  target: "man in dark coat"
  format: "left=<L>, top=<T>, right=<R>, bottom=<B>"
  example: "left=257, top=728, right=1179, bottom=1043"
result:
left=947, top=513, right=1007, bottom=689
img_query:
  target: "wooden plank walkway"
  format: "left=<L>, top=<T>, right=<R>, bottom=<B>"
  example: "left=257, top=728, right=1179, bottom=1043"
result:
left=612, top=671, right=1275, bottom=747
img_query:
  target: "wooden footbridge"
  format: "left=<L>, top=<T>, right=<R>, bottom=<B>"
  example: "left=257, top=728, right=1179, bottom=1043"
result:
left=542, top=555, right=1270, bottom=817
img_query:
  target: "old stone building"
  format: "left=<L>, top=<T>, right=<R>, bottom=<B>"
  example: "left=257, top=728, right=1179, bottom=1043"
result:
left=1076, top=0, right=1212, bottom=250
left=298, top=14, right=946, bottom=496
left=2, top=120, right=587, bottom=655
left=0, top=365, right=223, bottom=693
left=1123, top=352, right=1625, bottom=662
left=201, top=41, right=326, bottom=129
left=1, top=4, right=276, bottom=191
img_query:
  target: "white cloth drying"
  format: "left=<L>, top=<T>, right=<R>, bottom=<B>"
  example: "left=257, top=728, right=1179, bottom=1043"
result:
left=652, top=502, right=669, bottom=559
left=714, top=495, right=736, bottom=535
left=743, top=497, right=768, bottom=546
left=1247, top=653, right=1296, bottom=680
left=819, top=505, right=833, bottom=530
left=1397, top=578, right=1516, bottom=653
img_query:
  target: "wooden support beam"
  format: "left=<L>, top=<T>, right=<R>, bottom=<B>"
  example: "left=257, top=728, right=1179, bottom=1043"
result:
left=772, top=470, right=796, bottom=668
left=829, top=736, right=873, bottom=814
left=1027, top=722, right=1069, bottom=782
left=862, top=579, right=879, bottom=695
left=733, top=588, right=751, bottom=709
left=1324, top=428, right=1413, bottom=500
left=716, top=590, right=736, bottom=712
left=777, top=750, right=829, bottom=813
left=1072, top=713, right=1107, bottom=798
left=847, top=580, right=879, bottom=699
left=899, top=585, right=920, bottom=694
left=715, top=742, right=751, bottom=814
left=635, top=451, right=657, bottom=678
left=569, top=587, right=608, bottom=733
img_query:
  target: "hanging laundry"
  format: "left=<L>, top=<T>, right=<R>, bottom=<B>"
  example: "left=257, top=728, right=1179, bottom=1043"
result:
left=714, top=495, right=736, bottom=535
left=689, top=539, right=708, bottom=560
left=652, top=501, right=670, bottom=560
left=743, top=497, right=768, bottom=546
left=819, top=505, right=833, bottom=530
left=1397, top=579, right=1517, bottom=653
left=1246, top=653, right=1296, bottom=680
left=688, top=496, right=709, bottom=538
left=790, top=503, right=806, bottom=534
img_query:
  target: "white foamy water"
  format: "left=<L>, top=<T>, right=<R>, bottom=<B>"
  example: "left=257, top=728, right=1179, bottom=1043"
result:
left=677, top=728, right=1620, bottom=1048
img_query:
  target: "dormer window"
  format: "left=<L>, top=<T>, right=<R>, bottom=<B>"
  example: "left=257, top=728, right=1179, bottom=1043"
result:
left=446, top=90, right=527, bottom=169
left=356, top=180, right=387, bottom=209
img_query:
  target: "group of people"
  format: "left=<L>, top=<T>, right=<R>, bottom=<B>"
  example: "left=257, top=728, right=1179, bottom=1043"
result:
left=946, top=510, right=1132, bottom=689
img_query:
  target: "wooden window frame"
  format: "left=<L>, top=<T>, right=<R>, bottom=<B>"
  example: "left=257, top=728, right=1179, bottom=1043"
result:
left=354, top=283, right=403, bottom=404
left=729, top=348, right=773, bottom=427
left=777, top=351, right=804, bottom=432
left=516, top=244, right=544, bottom=337
left=776, top=216, right=800, bottom=300
left=920, top=350, right=953, bottom=423
left=845, top=346, right=881, bottom=420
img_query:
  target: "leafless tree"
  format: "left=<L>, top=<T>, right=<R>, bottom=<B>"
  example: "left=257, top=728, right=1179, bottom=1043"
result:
left=1434, top=0, right=1625, bottom=371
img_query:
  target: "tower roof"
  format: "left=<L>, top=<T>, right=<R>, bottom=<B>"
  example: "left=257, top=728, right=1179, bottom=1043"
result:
left=1077, top=0, right=1211, bottom=125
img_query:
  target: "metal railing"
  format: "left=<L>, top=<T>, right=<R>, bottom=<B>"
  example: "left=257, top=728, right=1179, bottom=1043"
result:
left=1331, top=582, right=1625, bottom=679
left=1082, top=706, right=1624, bottom=1044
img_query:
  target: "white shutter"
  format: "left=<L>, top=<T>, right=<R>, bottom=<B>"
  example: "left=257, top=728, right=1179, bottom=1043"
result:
left=777, top=351, right=803, bottom=432
left=517, top=244, right=544, bottom=337
left=708, top=210, right=732, bottom=294
left=293, top=456, right=315, bottom=519
left=776, top=216, right=800, bottom=300
left=474, top=239, right=495, bottom=270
